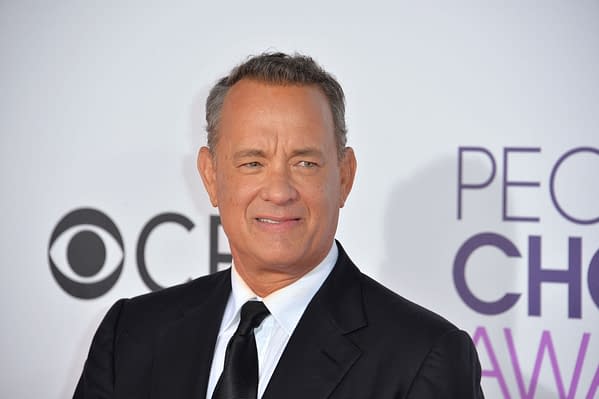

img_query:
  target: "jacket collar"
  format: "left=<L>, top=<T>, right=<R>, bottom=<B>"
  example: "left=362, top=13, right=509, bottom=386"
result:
left=262, top=241, right=367, bottom=399
left=151, top=269, right=231, bottom=399
left=150, top=240, right=366, bottom=399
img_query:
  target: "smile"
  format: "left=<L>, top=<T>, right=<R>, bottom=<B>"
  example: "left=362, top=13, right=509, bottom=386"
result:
left=257, top=218, right=281, bottom=224
left=255, top=217, right=301, bottom=225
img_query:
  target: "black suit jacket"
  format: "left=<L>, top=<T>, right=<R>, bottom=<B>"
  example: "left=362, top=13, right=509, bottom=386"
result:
left=74, top=242, right=484, bottom=398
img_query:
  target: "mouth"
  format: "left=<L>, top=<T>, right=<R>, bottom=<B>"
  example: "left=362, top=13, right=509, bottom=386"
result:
left=257, top=218, right=282, bottom=224
left=255, top=216, right=301, bottom=224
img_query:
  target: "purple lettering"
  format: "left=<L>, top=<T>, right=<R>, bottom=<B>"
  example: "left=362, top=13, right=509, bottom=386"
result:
left=454, top=233, right=521, bottom=314
left=457, top=147, right=496, bottom=220
left=528, top=236, right=582, bottom=318
left=472, top=326, right=511, bottom=398
left=550, top=147, right=599, bottom=225
left=505, top=328, right=590, bottom=399
left=586, top=363, right=599, bottom=399
left=502, top=147, right=541, bottom=222
left=588, top=248, right=599, bottom=309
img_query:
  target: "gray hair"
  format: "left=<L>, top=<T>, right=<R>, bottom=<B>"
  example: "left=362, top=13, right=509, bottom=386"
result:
left=205, top=52, right=347, bottom=158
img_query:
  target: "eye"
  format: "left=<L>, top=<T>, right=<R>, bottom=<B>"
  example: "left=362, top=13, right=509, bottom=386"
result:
left=297, top=160, right=318, bottom=168
left=240, top=161, right=263, bottom=169
left=48, top=208, right=124, bottom=299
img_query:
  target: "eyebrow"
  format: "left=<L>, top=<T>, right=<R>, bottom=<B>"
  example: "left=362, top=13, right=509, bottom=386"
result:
left=233, top=149, right=267, bottom=159
left=232, top=147, right=324, bottom=159
left=290, top=147, right=324, bottom=158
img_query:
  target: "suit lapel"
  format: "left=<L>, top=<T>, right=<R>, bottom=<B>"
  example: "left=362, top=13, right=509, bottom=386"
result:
left=263, top=243, right=366, bottom=399
left=151, top=271, right=231, bottom=399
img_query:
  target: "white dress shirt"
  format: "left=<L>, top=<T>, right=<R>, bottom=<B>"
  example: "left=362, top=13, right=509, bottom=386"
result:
left=206, top=243, right=338, bottom=399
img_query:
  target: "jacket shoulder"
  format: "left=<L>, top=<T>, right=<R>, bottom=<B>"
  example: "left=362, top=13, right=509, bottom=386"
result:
left=116, top=269, right=230, bottom=335
left=359, top=271, right=457, bottom=338
left=334, top=242, right=457, bottom=341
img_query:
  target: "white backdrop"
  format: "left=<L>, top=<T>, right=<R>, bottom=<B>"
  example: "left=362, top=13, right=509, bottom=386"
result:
left=1, top=2, right=598, bottom=398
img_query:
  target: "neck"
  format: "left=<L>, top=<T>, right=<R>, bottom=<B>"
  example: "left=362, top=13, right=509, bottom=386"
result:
left=234, top=264, right=314, bottom=297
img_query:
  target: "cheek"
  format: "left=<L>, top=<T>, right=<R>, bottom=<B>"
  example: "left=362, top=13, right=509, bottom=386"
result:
left=303, top=177, right=341, bottom=213
left=322, top=171, right=342, bottom=201
left=216, top=174, right=257, bottom=208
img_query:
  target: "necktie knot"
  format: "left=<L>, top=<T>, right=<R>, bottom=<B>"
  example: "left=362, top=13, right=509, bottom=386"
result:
left=237, top=301, right=270, bottom=336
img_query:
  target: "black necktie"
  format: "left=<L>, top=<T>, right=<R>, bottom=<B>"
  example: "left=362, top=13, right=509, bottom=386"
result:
left=212, top=300, right=270, bottom=399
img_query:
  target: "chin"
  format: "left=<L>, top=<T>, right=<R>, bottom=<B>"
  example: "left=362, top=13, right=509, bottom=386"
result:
left=258, top=250, right=302, bottom=267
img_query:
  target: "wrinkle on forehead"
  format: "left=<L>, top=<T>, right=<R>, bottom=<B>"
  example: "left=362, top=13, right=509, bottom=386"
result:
left=216, top=80, right=336, bottom=162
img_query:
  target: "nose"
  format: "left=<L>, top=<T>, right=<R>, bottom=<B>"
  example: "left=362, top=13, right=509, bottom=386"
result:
left=259, top=166, right=299, bottom=205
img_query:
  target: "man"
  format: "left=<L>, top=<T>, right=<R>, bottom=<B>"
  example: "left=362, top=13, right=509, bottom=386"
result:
left=74, top=52, right=484, bottom=398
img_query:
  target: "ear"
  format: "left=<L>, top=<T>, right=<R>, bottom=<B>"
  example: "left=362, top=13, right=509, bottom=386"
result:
left=197, top=146, right=218, bottom=207
left=339, top=147, right=357, bottom=208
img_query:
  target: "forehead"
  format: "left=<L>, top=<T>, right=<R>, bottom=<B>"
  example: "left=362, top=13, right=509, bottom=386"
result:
left=215, top=79, right=336, bottom=149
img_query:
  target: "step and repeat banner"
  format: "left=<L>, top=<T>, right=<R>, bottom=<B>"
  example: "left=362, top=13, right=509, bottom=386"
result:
left=1, top=2, right=598, bottom=398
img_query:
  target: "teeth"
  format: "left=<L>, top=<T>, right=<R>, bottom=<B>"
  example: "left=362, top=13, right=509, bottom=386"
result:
left=257, top=218, right=281, bottom=224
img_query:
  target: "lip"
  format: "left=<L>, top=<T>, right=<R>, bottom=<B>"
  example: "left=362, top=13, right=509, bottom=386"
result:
left=253, top=215, right=302, bottom=232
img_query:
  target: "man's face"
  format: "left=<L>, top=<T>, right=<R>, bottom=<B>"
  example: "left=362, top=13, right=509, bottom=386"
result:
left=198, top=79, right=356, bottom=283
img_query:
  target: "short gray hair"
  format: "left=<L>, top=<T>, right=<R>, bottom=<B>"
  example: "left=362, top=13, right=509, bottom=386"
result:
left=205, top=52, right=348, bottom=157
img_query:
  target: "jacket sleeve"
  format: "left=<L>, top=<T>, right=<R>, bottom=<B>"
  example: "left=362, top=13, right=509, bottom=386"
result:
left=405, top=329, right=485, bottom=399
left=73, top=299, right=127, bottom=399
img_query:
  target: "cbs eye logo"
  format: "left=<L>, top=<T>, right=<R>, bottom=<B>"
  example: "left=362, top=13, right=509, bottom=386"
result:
left=48, top=208, right=124, bottom=299
left=49, top=207, right=230, bottom=299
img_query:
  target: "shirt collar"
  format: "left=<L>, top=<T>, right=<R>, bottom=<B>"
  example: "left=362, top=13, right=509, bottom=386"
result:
left=224, top=242, right=338, bottom=336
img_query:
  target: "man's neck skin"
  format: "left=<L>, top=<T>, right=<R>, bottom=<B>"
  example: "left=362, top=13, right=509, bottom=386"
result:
left=232, top=257, right=324, bottom=298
